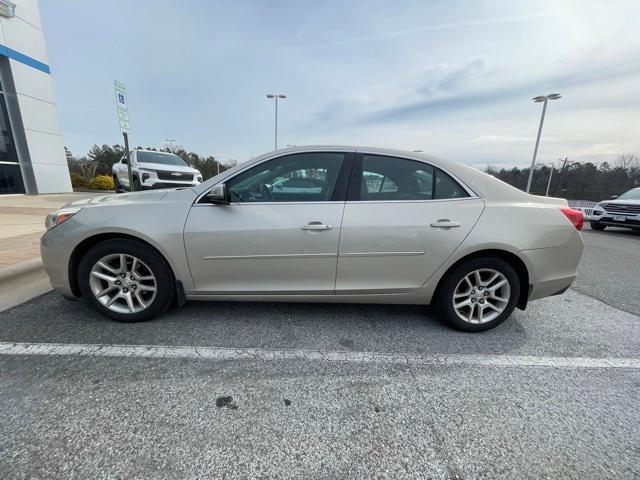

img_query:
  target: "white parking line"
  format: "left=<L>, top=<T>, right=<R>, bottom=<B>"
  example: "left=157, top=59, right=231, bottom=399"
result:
left=0, top=342, right=638, bottom=369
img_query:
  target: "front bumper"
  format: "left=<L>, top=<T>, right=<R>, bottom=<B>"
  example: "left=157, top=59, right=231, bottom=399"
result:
left=590, top=216, right=640, bottom=229
left=40, top=227, right=76, bottom=298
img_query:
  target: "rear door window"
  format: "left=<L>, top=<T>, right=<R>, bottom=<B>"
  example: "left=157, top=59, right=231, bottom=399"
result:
left=350, top=154, right=468, bottom=201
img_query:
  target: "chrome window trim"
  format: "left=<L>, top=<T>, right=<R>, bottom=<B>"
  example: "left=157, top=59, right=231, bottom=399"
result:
left=193, top=149, right=481, bottom=206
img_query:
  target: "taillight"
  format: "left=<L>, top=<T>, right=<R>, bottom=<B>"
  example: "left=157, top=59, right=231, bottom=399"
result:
left=560, top=207, right=584, bottom=231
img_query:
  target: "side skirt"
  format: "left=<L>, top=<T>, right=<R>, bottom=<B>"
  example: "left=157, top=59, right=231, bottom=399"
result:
left=184, top=291, right=429, bottom=305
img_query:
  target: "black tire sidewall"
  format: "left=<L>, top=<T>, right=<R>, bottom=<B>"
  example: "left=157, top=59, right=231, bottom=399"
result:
left=113, top=175, right=122, bottom=193
left=437, top=257, right=520, bottom=332
left=589, top=222, right=605, bottom=230
left=77, top=239, right=174, bottom=322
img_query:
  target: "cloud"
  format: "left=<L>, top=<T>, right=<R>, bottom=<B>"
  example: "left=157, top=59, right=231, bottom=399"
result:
left=350, top=57, right=640, bottom=125
left=311, top=12, right=557, bottom=50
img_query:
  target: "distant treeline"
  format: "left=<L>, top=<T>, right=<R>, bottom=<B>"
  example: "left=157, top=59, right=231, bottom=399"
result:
left=66, top=145, right=639, bottom=201
left=65, top=144, right=237, bottom=182
left=486, top=155, right=639, bottom=201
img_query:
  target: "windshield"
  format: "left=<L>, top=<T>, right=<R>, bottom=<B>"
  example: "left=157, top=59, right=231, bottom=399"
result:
left=617, top=188, right=640, bottom=200
left=136, top=151, right=188, bottom=166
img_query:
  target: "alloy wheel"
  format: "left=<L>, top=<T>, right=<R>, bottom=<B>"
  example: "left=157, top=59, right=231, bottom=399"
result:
left=452, top=268, right=511, bottom=324
left=88, top=253, right=157, bottom=314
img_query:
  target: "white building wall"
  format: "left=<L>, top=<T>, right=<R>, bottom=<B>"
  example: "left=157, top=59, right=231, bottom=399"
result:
left=0, top=0, right=70, bottom=193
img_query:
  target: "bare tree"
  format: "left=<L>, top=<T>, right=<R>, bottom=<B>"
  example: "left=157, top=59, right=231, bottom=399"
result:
left=224, top=159, right=238, bottom=168
left=615, top=154, right=639, bottom=170
left=76, top=157, right=98, bottom=181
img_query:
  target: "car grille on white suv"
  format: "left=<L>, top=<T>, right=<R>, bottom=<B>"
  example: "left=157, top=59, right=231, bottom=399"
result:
left=602, top=203, right=640, bottom=214
left=156, top=170, right=194, bottom=181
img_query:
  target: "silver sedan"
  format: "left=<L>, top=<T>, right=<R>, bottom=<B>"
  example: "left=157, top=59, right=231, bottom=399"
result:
left=41, top=146, right=584, bottom=331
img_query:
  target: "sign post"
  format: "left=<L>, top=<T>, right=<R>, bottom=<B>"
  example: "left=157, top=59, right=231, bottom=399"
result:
left=114, top=80, right=134, bottom=191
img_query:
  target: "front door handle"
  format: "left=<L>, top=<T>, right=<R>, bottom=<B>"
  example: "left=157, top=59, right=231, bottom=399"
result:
left=430, top=219, right=461, bottom=228
left=301, top=221, right=333, bottom=231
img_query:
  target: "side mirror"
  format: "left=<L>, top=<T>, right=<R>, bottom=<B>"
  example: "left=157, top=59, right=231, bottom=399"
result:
left=207, top=183, right=229, bottom=204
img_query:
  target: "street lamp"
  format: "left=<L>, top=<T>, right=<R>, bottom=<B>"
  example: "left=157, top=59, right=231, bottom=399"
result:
left=541, top=162, right=556, bottom=196
left=212, top=154, right=223, bottom=176
left=525, top=93, right=561, bottom=193
left=266, top=94, right=286, bottom=150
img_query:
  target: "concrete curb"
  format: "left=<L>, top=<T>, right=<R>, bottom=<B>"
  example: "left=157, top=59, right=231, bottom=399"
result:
left=0, top=257, right=44, bottom=283
left=0, top=257, right=52, bottom=312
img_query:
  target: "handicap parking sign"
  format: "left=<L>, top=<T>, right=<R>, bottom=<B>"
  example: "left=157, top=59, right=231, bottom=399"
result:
left=114, top=80, right=130, bottom=133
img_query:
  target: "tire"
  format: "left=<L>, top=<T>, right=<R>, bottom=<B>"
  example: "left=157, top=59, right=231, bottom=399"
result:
left=113, top=175, right=123, bottom=193
left=132, top=176, right=140, bottom=192
left=77, top=238, right=174, bottom=322
left=590, top=222, right=605, bottom=231
left=436, top=256, right=520, bottom=332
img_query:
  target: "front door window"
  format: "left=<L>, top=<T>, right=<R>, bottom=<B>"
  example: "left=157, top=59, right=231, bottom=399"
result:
left=226, top=152, right=346, bottom=203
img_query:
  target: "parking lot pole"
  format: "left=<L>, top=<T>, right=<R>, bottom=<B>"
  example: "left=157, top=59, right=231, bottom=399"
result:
left=545, top=164, right=554, bottom=196
left=123, top=132, right=134, bottom=191
left=526, top=93, right=561, bottom=193
left=526, top=98, right=547, bottom=193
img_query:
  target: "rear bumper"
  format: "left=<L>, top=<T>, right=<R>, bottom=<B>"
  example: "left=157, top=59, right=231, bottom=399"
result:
left=521, top=230, right=584, bottom=301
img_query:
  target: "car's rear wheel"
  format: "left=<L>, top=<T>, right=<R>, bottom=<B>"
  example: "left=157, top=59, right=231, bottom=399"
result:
left=77, top=239, right=174, bottom=322
left=590, top=221, right=605, bottom=231
left=436, top=257, right=520, bottom=332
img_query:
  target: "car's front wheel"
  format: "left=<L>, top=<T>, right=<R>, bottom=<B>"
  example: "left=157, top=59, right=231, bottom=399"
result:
left=77, top=239, right=174, bottom=322
left=436, top=257, right=520, bottom=332
left=113, top=175, right=123, bottom=193
left=590, top=221, right=606, bottom=231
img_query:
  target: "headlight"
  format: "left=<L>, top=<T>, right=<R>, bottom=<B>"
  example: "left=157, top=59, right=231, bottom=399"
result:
left=45, top=207, right=82, bottom=230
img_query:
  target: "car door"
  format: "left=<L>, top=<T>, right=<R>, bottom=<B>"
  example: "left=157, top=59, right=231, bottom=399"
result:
left=184, top=151, right=353, bottom=294
left=335, top=153, right=484, bottom=294
left=117, top=152, right=132, bottom=188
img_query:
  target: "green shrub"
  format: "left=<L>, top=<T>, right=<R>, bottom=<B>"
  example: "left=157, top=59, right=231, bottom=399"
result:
left=89, top=175, right=115, bottom=190
left=70, top=172, right=88, bottom=188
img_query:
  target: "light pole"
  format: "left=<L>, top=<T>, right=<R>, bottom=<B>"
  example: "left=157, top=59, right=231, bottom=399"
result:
left=543, top=162, right=556, bottom=196
left=526, top=93, right=561, bottom=193
left=213, top=155, right=222, bottom=175
left=266, top=94, right=286, bottom=150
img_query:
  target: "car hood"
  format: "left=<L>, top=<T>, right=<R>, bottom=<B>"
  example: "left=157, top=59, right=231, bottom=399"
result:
left=136, top=162, right=200, bottom=174
left=63, top=189, right=191, bottom=209
left=598, top=198, right=640, bottom=206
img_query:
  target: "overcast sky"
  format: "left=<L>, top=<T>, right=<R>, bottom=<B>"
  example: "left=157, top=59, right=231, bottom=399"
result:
left=40, top=0, right=640, bottom=167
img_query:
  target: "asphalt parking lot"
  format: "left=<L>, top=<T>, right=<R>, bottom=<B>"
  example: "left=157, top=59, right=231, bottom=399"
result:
left=1, top=226, right=638, bottom=479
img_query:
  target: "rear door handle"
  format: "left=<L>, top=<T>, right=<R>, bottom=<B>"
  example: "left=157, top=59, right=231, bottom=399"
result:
left=430, top=219, right=461, bottom=228
left=301, top=222, right=333, bottom=231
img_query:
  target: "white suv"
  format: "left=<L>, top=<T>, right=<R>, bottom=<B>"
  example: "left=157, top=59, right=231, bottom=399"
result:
left=589, top=187, right=640, bottom=231
left=112, top=149, right=203, bottom=192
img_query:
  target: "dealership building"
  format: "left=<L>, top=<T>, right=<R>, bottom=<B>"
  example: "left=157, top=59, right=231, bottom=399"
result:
left=0, top=0, right=70, bottom=194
